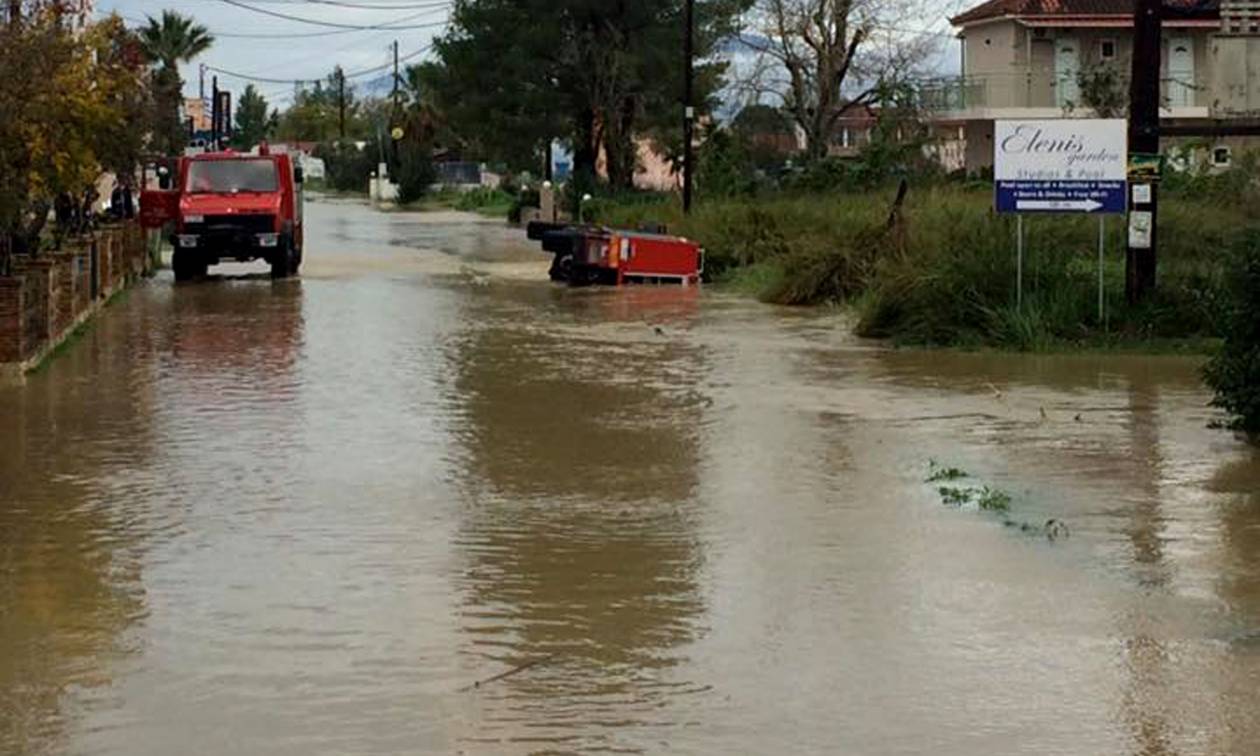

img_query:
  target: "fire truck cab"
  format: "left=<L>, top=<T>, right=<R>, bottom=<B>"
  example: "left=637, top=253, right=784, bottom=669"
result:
left=141, top=145, right=304, bottom=281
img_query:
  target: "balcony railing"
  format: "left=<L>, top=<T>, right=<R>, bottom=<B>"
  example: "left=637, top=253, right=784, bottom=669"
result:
left=916, top=71, right=1211, bottom=113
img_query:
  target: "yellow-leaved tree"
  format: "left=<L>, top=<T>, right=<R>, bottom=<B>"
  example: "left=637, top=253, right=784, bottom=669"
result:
left=1, top=4, right=148, bottom=274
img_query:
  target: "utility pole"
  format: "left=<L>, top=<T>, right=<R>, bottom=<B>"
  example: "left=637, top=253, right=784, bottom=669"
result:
left=1126, top=0, right=1162, bottom=303
left=199, top=63, right=206, bottom=102
left=338, top=67, right=346, bottom=141
left=392, top=40, right=401, bottom=167
left=211, top=76, right=220, bottom=150
left=682, top=0, right=695, bottom=214
left=392, top=40, right=401, bottom=115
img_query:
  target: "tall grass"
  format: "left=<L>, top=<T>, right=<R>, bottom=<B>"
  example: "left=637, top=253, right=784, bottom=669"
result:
left=592, top=183, right=1251, bottom=350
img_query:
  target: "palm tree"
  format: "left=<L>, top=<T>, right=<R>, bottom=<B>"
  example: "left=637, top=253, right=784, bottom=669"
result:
left=139, top=11, right=213, bottom=155
left=139, top=10, right=213, bottom=72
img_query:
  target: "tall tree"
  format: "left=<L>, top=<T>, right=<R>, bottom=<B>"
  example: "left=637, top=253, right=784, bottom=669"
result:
left=424, top=0, right=747, bottom=189
left=233, top=85, right=271, bottom=149
left=138, top=10, right=213, bottom=156
left=745, top=0, right=934, bottom=159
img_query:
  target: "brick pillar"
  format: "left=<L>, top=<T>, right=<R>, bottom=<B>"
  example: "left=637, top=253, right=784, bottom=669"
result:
left=51, top=252, right=74, bottom=336
left=12, top=257, right=53, bottom=354
left=0, top=276, right=23, bottom=363
left=71, top=243, right=91, bottom=318
left=99, top=229, right=115, bottom=297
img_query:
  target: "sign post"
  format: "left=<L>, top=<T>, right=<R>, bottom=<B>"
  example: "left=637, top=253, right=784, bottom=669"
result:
left=994, top=119, right=1128, bottom=315
left=1016, top=215, right=1024, bottom=310
left=1098, top=216, right=1106, bottom=326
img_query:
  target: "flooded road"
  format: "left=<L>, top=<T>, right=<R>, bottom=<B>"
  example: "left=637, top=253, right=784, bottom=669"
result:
left=2, top=197, right=1259, bottom=755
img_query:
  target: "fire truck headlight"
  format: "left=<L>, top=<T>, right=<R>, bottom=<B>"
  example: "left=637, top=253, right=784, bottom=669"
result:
left=256, top=233, right=280, bottom=248
left=184, top=214, right=204, bottom=224
left=177, top=235, right=198, bottom=248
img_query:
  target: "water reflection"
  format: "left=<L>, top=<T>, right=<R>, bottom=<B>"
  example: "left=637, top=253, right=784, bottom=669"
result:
left=448, top=289, right=708, bottom=751
left=165, top=279, right=304, bottom=378
left=0, top=312, right=154, bottom=752
left=0, top=277, right=308, bottom=755
left=1212, top=454, right=1260, bottom=628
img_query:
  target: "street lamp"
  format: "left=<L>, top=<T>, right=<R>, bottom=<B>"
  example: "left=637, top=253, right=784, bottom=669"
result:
left=579, top=193, right=593, bottom=224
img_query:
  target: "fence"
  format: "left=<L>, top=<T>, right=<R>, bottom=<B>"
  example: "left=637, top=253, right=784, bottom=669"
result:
left=917, top=71, right=1212, bottom=112
left=0, top=222, right=151, bottom=375
left=434, top=161, right=483, bottom=186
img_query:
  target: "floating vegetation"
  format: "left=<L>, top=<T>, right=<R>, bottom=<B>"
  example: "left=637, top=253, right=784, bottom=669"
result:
left=937, top=486, right=974, bottom=506
left=976, top=487, right=1012, bottom=512
left=926, top=460, right=969, bottom=483
left=927, top=462, right=1067, bottom=541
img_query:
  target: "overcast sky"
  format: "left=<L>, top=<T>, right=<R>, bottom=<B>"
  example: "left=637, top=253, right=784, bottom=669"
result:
left=95, top=0, right=962, bottom=112
left=96, top=0, right=453, bottom=108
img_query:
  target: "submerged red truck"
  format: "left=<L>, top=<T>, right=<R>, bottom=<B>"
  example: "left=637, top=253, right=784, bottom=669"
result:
left=140, top=145, right=304, bottom=281
left=526, top=221, right=703, bottom=286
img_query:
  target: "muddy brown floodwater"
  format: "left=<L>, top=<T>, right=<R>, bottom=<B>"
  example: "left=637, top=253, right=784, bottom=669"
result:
left=2, top=197, right=1259, bottom=755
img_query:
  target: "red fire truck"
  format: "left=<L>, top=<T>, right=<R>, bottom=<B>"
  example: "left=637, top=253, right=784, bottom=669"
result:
left=527, top=222, right=703, bottom=286
left=140, top=145, right=304, bottom=281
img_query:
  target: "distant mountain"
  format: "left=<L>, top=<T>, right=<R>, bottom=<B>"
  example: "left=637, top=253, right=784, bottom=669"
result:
left=359, top=74, right=395, bottom=98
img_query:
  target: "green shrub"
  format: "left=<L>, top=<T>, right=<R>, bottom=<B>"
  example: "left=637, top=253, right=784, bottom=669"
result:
left=315, top=140, right=379, bottom=194
left=453, top=187, right=514, bottom=215
left=394, top=141, right=436, bottom=205
left=695, top=128, right=760, bottom=199
left=1204, top=228, right=1260, bottom=438
left=594, top=182, right=1242, bottom=350
left=508, top=187, right=540, bottom=224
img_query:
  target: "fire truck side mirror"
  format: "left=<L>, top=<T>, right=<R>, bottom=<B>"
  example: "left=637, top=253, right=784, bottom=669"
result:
left=158, top=166, right=171, bottom=191
left=294, top=166, right=305, bottom=185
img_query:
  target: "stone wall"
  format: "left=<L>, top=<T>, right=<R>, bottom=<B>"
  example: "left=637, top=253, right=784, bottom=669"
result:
left=0, top=222, right=152, bottom=376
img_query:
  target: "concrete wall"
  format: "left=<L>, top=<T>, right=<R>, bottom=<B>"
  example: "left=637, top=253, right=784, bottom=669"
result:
left=1211, top=36, right=1260, bottom=113
left=964, top=120, right=996, bottom=171
left=1164, top=134, right=1260, bottom=168
left=961, top=24, right=1216, bottom=109
left=965, top=20, right=1021, bottom=76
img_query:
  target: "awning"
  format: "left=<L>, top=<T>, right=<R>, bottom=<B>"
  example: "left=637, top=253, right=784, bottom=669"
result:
left=1016, top=16, right=1220, bottom=27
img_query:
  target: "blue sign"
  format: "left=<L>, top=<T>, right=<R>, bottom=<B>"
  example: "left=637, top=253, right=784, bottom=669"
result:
left=995, top=179, right=1127, bottom=215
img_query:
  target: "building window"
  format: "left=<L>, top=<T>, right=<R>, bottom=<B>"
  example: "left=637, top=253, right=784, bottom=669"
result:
left=1213, top=146, right=1233, bottom=167
left=1100, top=39, right=1117, bottom=60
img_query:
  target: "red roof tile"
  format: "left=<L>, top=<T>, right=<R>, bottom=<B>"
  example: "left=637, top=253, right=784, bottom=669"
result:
left=950, top=0, right=1217, bottom=26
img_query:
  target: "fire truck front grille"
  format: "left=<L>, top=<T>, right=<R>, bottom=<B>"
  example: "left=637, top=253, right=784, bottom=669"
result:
left=190, top=214, right=276, bottom=235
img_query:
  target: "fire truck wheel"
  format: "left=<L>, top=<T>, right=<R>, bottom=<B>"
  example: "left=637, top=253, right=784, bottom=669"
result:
left=172, top=251, right=198, bottom=282
left=270, top=245, right=293, bottom=279
left=549, top=253, right=573, bottom=282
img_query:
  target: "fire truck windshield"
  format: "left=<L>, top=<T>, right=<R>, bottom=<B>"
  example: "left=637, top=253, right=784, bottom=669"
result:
left=186, top=159, right=279, bottom=194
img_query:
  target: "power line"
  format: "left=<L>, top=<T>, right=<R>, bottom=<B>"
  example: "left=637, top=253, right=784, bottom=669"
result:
left=204, top=41, right=433, bottom=85
left=216, top=0, right=448, bottom=29
left=100, top=5, right=448, bottom=38
left=297, top=0, right=451, bottom=10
